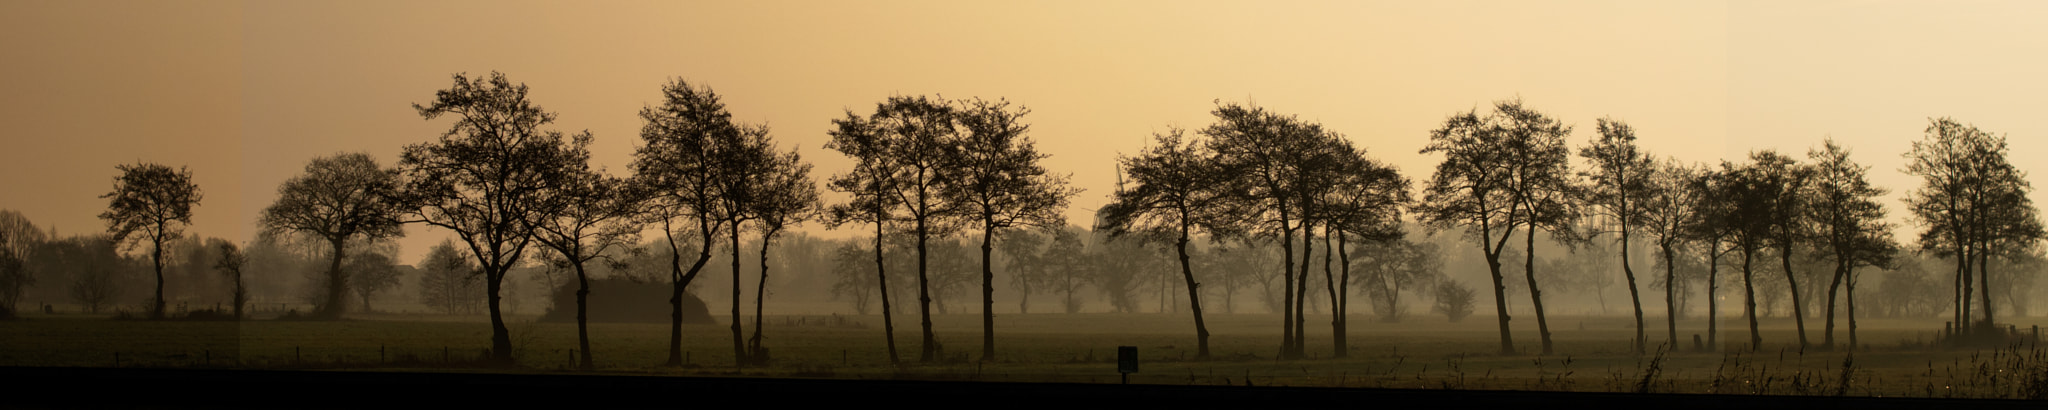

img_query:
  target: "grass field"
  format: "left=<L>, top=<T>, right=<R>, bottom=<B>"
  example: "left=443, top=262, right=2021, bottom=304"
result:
left=6, top=310, right=2048, bottom=399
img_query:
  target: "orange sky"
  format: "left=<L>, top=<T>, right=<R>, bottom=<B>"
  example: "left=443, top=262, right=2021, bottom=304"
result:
left=3, top=1, right=2045, bottom=263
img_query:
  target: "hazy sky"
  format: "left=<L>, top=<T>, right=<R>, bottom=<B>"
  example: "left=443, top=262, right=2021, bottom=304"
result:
left=3, top=1, right=2045, bottom=263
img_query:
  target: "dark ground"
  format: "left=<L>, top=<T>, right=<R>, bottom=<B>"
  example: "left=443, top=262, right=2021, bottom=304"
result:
left=0, top=366, right=2038, bottom=409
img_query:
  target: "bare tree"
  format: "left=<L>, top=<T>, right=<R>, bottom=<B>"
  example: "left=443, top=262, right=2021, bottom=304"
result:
left=1717, top=154, right=1795, bottom=352
left=947, top=97, right=1077, bottom=363
left=260, top=152, right=405, bottom=320
left=1497, top=99, right=1578, bottom=356
left=100, top=162, right=202, bottom=320
left=417, top=239, right=482, bottom=315
left=1433, top=279, right=1478, bottom=323
left=1415, top=106, right=1522, bottom=355
left=866, top=96, right=960, bottom=362
left=346, top=251, right=401, bottom=313
left=1316, top=140, right=1411, bottom=358
left=1578, top=117, right=1654, bottom=354
left=1416, top=98, right=1574, bottom=355
left=1203, top=101, right=1336, bottom=359
left=1099, top=127, right=1233, bottom=359
left=996, top=228, right=1046, bottom=314
left=1751, top=150, right=1814, bottom=351
left=1640, top=159, right=1699, bottom=347
left=746, top=143, right=822, bottom=365
left=829, top=241, right=878, bottom=314
left=710, top=124, right=777, bottom=368
left=212, top=240, right=246, bottom=320
left=0, top=210, right=44, bottom=315
left=1684, top=164, right=1739, bottom=351
left=531, top=163, right=641, bottom=370
left=1354, top=238, right=1442, bottom=323
left=825, top=104, right=906, bottom=364
left=1042, top=227, right=1090, bottom=314
left=1903, top=117, right=2043, bottom=338
left=400, top=71, right=587, bottom=363
left=632, top=78, right=739, bottom=367
left=1805, top=138, right=1896, bottom=350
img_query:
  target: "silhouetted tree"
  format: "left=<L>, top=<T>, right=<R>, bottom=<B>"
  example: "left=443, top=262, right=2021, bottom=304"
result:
left=346, top=251, right=400, bottom=313
left=996, top=229, right=1046, bottom=314
left=1719, top=156, right=1785, bottom=351
left=746, top=143, right=821, bottom=365
left=261, top=152, right=405, bottom=320
left=1640, top=159, right=1700, bottom=347
left=531, top=159, right=641, bottom=369
left=947, top=97, right=1077, bottom=362
left=211, top=240, right=246, bottom=320
left=1805, top=139, right=1896, bottom=350
left=1315, top=139, right=1410, bottom=357
left=1497, top=99, right=1577, bottom=356
left=100, top=162, right=201, bottom=320
left=1203, top=101, right=1333, bottom=359
left=1749, top=150, right=1813, bottom=351
left=1043, top=227, right=1090, bottom=313
left=633, top=78, right=740, bottom=367
left=863, top=95, right=960, bottom=362
left=0, top=210, right=43, bottom=315
left=1684, top=164, right=1738, bottom=351
left=1099, top=127, right=1236, bottom=359
left=829, top=241, right=878, bottom=314
left=1903, top=117, right=2043, bottom=336
left=1415, top=106, right=1522, bottom=355
left=1578, top=117, right=1654, bottom=354
left=400, top=71, right=588, bottom=363
left=825, top=103, right=906, bottom=363
left=707, top=124, right=780, bottom=368
left=417, top=239, right=482, bottom=315
left=1434, top=279, right=1477, bottom=323
left=1354, top=238, right=1441, bottom=323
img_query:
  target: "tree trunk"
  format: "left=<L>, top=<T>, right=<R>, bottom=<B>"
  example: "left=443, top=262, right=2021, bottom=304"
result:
left=1330, top=230, right=1349, bottom=358
left=1278, top=208, right=1296, bottom=359
left=751, top=232, right=773, bottom=366
left=232, top=272, right=246, bottom=321
left=1846, top=268, right=1859, bottom=350
left=1707, top=241, right=1721, bottom=352
left=151, top=230, right=166, bottom=320
left=1948, top=201, right=1965, bottom=331
left=875, top=216, right=899, bottom=365
left=1663, top=242, right=1678, bottom=348
left=487, top=267, right=512, bottom=363
left=1481, top=219, right=1515, bottom=355
left=1176, top=223, right=1210, bottom=360
left=1823, top=256, right=1846, bottom=350
left=980, top=222, right=996, bottom=362
left=1779, top=241, right=1809, bottom=351
left=1294, top=223, right=1313, bottom=358
left=1524, top=227, right=1553, bottom=355
left=916, top=214, right=936, bottom=362
left=324, top=238, right=348, bottom=320
left=730, top=222, right=745, bottom=368
left=1979, top=244, right=1993, bottom=332
left=666, top=218, right=715, bottom=367
left=1622, top=228, right=1645, bottom=354
left=1742, top=244, right=1760, bottom=352
left=575, top=258, right=593, bottom=370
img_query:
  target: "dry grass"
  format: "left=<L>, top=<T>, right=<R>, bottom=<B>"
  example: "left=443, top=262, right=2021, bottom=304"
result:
left=6, top=309, right=2048, bottom=399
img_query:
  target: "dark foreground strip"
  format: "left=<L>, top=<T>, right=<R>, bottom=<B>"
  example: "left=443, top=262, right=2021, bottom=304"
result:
left=1, top=366, right=2036, bottom=409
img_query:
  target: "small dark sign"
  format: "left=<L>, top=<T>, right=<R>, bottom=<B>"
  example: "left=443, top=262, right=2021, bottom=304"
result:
left=1117, top=346, right=1138, bottom=374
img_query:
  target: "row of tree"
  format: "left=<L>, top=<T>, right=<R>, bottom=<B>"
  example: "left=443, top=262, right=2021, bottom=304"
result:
left=35, top=71, right=2042, bottom=368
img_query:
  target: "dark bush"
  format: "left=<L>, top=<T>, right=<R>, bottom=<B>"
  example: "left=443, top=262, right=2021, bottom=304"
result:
left=538, top=278, right=714, bottom=324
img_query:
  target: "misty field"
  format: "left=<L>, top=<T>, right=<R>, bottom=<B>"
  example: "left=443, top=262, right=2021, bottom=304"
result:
left=6, top=310, right=2048, bottom=399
